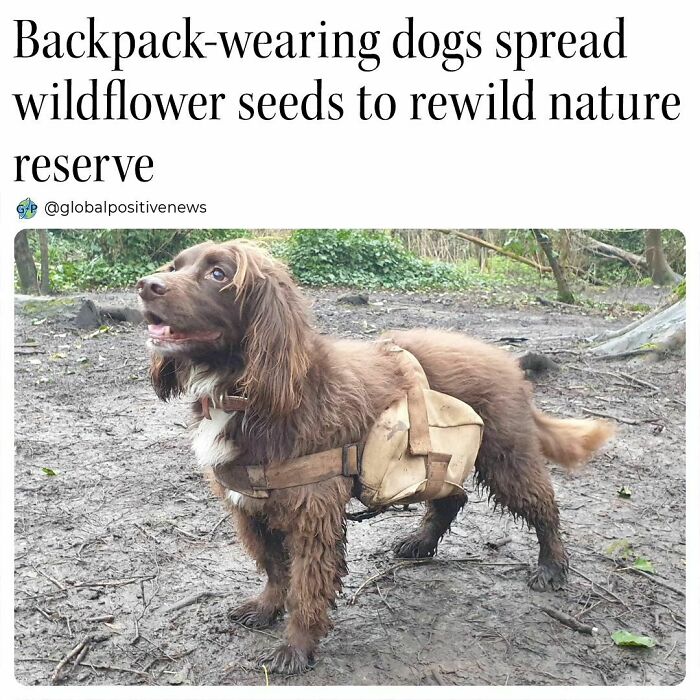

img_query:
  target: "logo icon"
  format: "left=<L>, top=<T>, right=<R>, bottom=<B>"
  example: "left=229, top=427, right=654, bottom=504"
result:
left=17, top=198, right=38, bottom=220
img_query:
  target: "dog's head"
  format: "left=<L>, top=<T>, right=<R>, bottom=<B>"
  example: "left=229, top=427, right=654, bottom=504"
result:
left=137, top=239, right=311, bottom=414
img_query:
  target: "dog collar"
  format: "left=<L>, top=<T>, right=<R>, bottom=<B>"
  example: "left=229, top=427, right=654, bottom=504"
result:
left=200, top=395, right=249, bottom=420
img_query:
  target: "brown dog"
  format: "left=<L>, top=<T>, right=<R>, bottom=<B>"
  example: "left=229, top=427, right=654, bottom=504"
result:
left=137, top=239, right=613, bottom=674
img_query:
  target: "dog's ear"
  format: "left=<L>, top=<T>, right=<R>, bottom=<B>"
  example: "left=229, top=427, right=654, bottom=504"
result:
left=228, top=243, right=311, bottom=416
left=149, top=354, right=183, bottom=401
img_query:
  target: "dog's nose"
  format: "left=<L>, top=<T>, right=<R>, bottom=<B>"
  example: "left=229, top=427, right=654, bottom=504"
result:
left=137, top=276, right=167, bottom=300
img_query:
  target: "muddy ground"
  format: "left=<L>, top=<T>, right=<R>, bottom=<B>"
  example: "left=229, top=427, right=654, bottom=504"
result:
left=14, top=284, right=685, bottom=687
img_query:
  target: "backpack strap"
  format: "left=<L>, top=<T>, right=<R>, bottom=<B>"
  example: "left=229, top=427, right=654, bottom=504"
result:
left=406, top=386, right=431, bottom=456
left=401, top=352, right=455, bottom=500
left=423, top=451, right=452, bottom=500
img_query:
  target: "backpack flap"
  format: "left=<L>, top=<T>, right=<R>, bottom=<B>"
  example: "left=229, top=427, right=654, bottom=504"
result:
left=357, top=388, right=483, bottom=509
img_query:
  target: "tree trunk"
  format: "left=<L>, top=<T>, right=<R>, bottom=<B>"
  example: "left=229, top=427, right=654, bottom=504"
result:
left=588, top=298, right=685, bottom=359
left=39, top=230, right=51, bottom=294
left=14, top=231, right=40, bottom=294
left=645, top=230, right=681, bottom=286
left=473, top=229, right=490, bottom=272
left=533, top=230, right=575, bottom=304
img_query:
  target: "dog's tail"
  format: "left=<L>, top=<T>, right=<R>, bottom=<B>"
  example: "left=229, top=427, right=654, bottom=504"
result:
left=533, top=409, right=615, bottom=471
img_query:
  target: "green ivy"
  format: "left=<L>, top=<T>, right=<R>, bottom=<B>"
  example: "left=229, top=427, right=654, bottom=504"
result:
left=286, top=229, right=474, bottom=291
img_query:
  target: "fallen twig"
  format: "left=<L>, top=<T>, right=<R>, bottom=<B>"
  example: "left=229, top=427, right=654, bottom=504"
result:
left=571, top=364, right=660, bottom=393
left=68, top=575, right=156, bottom=589
left=619, top=567, right=685, bottom=597
left=350, top=560, right=438, bottom=605
left=160, top=590, right=226, bottom=614
left=34, top=606, right=54, bottom=622
left=51, top=634, right=91, bottom=684
left=79, top=661, right=151, bottom=678
left=535, top=295, right=577, bottom=309
left=486, top=536, right=512, bottom=550
left=349, top=557, right=520, bottom=604
left=570, top=566, right=630, bottom=610
left=207, top=514, right=229, bottom=540
left=616, top=370, right=660, bottom=393
left=70, top=644, right=89, bottom=674
left=129, top=615, right=140, bottom=645
left=429, top=665, right=448, bottom=685
left=165, top=519, right=204, bottom=540
left=33, top=566, right=66, bottom=591
left=83, top=614, right=114, bottom=623
left=540, top=605, right=598, bottom=635
left=22, top=655, right=152, bottom=680
left=581, top=408, right=659, bottom=426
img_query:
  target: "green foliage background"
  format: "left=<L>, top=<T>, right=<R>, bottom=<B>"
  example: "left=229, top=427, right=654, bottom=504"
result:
left=31, top=229, right=247, bottom=291
left=21, top=228, right=685, bottom=293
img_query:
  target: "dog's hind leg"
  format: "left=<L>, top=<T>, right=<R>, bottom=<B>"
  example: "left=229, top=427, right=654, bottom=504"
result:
left=393, top=493, right=467, bottom=559
left=475, top=447, right=568, bottom=591
left=228, top=511, right=289, bottom=629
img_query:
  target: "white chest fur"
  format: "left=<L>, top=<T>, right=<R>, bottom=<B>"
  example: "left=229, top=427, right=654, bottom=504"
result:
left=191, top=407, right=246, bottom=506
left=191, top=407, right=239, bottom=468
left=226, top=490, right=244, bottom=507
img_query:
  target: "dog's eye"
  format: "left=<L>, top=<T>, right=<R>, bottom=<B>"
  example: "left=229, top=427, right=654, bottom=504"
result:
left=211, top=267, right=227, bottom=282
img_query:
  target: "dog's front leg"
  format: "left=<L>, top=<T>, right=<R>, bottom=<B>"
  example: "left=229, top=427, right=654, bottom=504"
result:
left=229, top=510, right=289, bottom=629
left=259, top=484, right=349, bottom=674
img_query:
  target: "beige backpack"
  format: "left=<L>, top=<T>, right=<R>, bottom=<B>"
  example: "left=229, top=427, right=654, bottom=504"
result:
left=355, top=348, right=484, bottom=509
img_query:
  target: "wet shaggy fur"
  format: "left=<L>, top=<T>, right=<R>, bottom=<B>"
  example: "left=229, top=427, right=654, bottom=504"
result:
left=138, top=240, right=614, bottom=674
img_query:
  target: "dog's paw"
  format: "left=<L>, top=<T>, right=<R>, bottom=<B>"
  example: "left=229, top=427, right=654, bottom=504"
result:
left=258, top=644, right=313, bottom=675
left=228, top=599, right=282, bottom=629
left=528, top=562, right=568, bottom=592
left=393, top=533, right=438, bottom=559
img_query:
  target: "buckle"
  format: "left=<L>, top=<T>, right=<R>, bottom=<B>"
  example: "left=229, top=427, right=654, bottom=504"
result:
left=341, top=444, right=360, bottom=477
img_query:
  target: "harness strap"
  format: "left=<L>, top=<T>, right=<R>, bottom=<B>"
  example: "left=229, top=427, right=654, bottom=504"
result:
left=212, top=443, right=361, bottom=496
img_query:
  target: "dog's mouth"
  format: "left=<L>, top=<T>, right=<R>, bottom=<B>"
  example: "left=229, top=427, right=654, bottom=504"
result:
left=145, top=313, right=221, bottom=346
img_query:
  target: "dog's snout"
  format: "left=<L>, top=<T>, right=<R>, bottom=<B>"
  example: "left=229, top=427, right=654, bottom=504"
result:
left=137, top=276, right=167, bottom=300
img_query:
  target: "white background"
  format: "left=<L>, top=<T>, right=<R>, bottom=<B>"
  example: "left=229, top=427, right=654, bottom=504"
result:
left=1, top=1, right=696, bottom=699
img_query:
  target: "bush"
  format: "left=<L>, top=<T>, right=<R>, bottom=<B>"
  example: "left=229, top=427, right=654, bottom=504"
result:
left=286, top=229, right=473, bottom=290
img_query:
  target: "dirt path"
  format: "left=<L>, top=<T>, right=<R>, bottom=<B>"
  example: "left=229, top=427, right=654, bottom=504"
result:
left=14, top=287, right=685, bottom=687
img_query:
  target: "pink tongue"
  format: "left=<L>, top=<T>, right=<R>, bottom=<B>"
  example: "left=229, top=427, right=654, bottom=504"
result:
left=148, top=324, right=171, bottom=338
left=148, top=324, right=219, bottom=342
